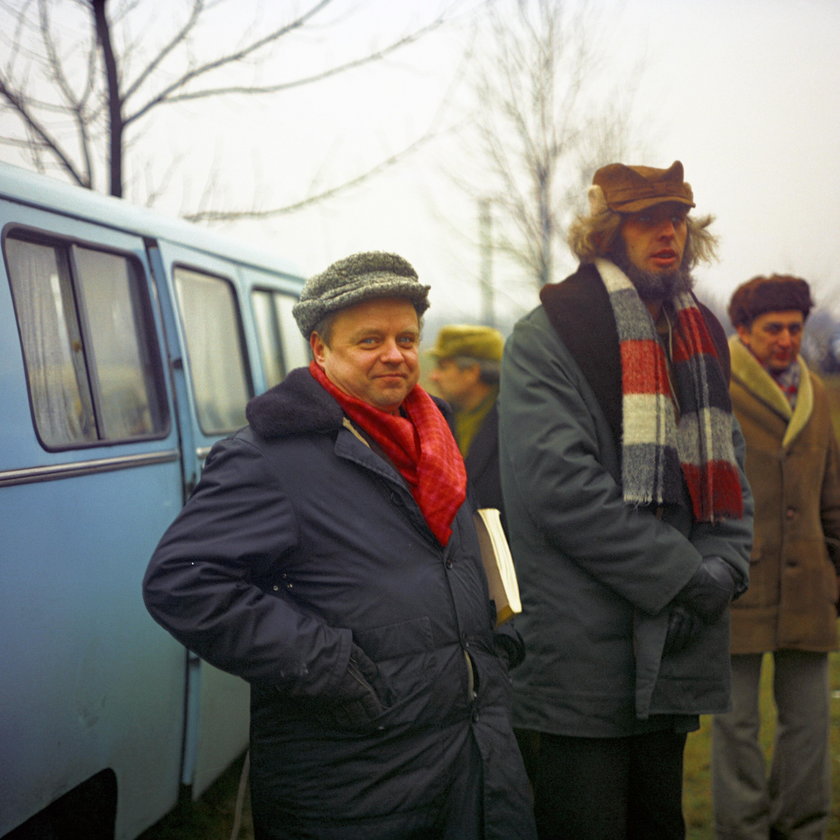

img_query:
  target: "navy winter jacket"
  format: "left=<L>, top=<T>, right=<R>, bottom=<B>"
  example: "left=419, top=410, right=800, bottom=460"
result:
left=143, top=368, right=535, bottom=839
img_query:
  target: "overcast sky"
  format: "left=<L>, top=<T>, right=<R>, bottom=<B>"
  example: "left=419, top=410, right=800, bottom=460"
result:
left=616, top=0, right=840, bottom=315
left=212, top=0, right=840, bottom=328
left=3, top=0, right=839, bottom=332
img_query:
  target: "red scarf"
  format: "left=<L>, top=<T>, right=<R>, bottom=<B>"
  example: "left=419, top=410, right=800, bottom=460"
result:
left=309, top=361, right=466, bottom=545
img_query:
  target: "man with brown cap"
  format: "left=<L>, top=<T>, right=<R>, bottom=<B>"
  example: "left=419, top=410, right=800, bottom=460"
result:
left=499, top=162, right=753, bottom=838
left=143, top=252, right=536, bottom=840
left=712, top=275, right=840, bottom=840
left=429, top=324, right=505, bottom=516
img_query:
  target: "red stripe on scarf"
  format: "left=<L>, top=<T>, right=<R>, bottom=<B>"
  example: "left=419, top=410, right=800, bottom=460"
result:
left=621, top=339, right=672, bottom=394
left=309, top=361, right=466, bottom=545
left=672, top=307, right=718, bottom=363
left=681, top=461, right=744, bottom=522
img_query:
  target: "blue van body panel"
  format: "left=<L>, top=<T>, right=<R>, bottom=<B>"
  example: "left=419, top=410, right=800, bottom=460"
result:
left=0, top=162, right=305, bottom=839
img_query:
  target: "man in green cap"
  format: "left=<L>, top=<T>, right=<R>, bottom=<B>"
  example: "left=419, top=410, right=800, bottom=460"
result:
left=144, top=252, right=536, bottom=840
left=429, top=324, right=505, bottom=518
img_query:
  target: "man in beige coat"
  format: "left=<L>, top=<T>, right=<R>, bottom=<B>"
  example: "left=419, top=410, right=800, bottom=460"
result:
left=713, top=274, right=840, bottom=839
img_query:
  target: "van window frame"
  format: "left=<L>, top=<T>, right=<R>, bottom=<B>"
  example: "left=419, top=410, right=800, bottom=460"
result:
left=172, top=262, right=254, bottom=436
left=2, top=223, right=171, bottom=452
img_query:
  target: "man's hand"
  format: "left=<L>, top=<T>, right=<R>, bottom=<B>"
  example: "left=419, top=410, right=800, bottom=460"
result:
left=328, top=644, right=384, bottom=728
left=674, top=556, right=737, bottom=624
left=663, top=605, right=704, bottom=655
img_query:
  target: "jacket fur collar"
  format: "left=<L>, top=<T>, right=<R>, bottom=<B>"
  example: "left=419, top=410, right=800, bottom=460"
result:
left=729, top=336, right=813, bottom=448
left=246, top=367, right=344, bottom=439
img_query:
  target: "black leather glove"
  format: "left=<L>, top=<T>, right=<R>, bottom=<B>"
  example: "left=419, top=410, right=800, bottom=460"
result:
left=674, top=556, right=737, bottom=624
left=326, top=644, right=384, bottom=729
left=663, top=604, right=704, bottom=655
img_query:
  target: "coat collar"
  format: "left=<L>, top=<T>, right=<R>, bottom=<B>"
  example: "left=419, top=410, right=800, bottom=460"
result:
left=729, top=336, right=813, bottom=448
left=245, top=366, right=452, bottom=442
left=246, top=367, right=344, bottom=439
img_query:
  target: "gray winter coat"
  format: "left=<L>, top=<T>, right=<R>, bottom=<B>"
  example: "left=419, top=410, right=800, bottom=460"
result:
left=499, top=268, right=753, bottom=737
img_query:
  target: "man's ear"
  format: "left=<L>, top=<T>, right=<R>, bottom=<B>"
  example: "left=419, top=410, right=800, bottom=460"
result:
left=310, top=331, right=326, bottom=366
left=735, top=324, right=751, bottom=345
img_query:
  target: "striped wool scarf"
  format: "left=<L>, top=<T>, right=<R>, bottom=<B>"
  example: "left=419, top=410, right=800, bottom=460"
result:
left=594, top=258, right=743, bottom=522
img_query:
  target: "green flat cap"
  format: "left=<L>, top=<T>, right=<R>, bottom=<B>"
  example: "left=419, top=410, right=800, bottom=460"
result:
left=429, top=324, right=504, bottom=361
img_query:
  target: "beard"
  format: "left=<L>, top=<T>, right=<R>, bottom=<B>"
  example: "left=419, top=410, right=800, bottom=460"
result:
left=609, top=242, right=695, bottom=302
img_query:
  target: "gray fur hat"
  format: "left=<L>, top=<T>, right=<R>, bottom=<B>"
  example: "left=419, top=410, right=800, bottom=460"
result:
left=293, top=251, right=431, bottom=338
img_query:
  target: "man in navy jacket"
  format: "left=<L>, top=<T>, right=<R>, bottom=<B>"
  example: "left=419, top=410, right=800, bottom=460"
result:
left=143, top=252, right=535, bottom=840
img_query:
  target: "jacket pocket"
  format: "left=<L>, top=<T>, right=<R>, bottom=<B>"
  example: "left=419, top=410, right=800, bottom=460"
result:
left=735, top=539, right=769, bottom=608
left=351, top=616, right=438, bottom=723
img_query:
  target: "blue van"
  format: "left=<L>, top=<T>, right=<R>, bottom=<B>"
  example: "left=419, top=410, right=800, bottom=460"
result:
left=0, top=162, right=307, bottom=839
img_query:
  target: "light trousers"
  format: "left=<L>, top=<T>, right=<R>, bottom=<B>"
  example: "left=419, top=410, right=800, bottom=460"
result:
left=711, top=650, right=831, bottom=839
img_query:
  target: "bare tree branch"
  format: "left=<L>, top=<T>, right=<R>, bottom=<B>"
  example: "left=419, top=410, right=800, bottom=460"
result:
left=183, top=130, right=439, bottom=222
left=119, top=0, right=203, bottom=105
left=124, top=2, right=447, bottom=125
left=455, top=0, right=638, bottom=290
left=38, top=0, right=97, bottom=186
left=0, top=75, right=91, bottom=186
left=0, top=0, right=472, bottom=213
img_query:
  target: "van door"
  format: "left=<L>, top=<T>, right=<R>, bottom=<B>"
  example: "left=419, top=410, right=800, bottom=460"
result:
left=147, top=239, right=258, bottom=798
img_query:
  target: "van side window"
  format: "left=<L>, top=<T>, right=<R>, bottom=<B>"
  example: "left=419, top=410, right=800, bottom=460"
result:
left=5, top=236, right=167, bottom=449
left=252, top=288, right=310, bottom=387
left=174, top=267, right=250, bottom=434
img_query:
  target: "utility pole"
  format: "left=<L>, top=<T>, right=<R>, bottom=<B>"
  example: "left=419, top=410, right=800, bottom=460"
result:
left=478, top=198, right=495, bottom=326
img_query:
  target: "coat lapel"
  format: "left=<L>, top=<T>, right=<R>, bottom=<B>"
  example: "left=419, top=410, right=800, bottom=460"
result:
left=729, top=337, right=814, bottom=449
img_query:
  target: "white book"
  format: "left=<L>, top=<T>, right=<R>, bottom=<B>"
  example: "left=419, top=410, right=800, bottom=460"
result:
left=473, top=508, right=522, bottom=626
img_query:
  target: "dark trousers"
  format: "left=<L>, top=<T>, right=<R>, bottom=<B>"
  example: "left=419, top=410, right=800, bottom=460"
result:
left=516, top=728, right=687, bottom=840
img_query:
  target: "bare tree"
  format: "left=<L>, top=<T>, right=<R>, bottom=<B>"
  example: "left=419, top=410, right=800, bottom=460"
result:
left=0, top=0, right=472, bottom=210
left=457, top=0, right=638, bottom=293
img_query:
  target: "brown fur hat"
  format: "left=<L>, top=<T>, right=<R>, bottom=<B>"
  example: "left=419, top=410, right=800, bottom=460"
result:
left=727, top=274, right=814, bottom=328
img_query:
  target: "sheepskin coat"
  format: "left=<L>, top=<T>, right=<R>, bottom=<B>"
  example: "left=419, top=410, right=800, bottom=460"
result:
left=728, top=337, right=840, bottom=653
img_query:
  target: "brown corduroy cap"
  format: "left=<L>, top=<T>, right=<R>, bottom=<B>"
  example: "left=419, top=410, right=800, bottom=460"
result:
left=592, top=160, right=695, bottom=213
left=727, top=274, right=814, bottom=328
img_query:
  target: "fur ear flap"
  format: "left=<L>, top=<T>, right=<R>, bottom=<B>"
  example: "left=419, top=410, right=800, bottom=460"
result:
left=588, top=184, right=609, bottom=215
